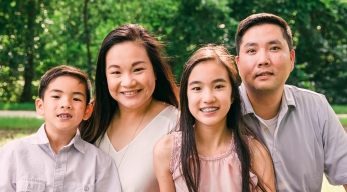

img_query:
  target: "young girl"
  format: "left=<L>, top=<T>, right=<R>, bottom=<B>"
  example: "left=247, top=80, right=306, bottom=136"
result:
left=153, top=45, right=275, bottom=192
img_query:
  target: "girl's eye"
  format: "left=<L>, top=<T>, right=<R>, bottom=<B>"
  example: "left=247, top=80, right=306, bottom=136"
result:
left=134, top=68, right=145, bottom=72
left=192, top=87, right=201, bottom=91
left=215, top=85, right=225, bottom=89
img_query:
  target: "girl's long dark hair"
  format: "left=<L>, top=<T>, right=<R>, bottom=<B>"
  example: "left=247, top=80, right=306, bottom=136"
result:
left=79, top=24, right=179, bottom=144
left=179, top=45, right=268, bottom=192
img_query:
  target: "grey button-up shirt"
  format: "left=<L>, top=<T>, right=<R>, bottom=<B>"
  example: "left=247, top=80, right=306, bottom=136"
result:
left=240, top=83, right=347, bottom=192
left=0, top=124, right=121, bottom=192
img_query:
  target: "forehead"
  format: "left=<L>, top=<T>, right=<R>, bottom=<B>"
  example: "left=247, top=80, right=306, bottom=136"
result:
left=46, top=75, right=86, bottom=92
left=188, top=60, right=229, bottom=81
left=105, top=41, right=151, bottom=67
left=241, top=24, right=287, bottom=44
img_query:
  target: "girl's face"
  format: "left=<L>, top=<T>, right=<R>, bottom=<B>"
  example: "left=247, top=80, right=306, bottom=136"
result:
left=187, top=60, right=233, bottom=128
left=105, top=41, right=156, bottom=110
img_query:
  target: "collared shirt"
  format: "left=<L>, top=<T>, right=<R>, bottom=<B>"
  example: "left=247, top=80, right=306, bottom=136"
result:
left=0, top=124, right=121, bottom=192
left=240, top=83, right=347, bottom=192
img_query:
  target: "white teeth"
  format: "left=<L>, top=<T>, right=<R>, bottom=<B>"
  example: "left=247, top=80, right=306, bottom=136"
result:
left=59, top=115, right=71, bottom=118
left=201, top=108, right=218, bottom=112
left=123, top=91, right=138, bottom=96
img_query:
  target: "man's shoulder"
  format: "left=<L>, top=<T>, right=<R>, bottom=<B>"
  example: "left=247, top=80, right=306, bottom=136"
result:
left=285, top=84, right=325, bottom=100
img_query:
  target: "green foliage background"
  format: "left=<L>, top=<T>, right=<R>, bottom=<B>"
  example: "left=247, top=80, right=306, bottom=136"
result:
left=1, top=0, right=347, bottom=104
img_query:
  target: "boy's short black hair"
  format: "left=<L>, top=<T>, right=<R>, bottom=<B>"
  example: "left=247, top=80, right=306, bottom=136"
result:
left=38, top=65, right=92, bottom=105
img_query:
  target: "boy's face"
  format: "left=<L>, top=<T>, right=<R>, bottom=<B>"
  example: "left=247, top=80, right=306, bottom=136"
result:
left=35, top=75, right=92, bottom=135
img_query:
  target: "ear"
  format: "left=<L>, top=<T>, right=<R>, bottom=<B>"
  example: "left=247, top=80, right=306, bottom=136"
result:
left=235, top=56, right=239, bottom=66
left=83, top=104, right=93, bottom=120
left=35, top=98, right=45, bottom=116
left=290, top=50, right=295, bottom=71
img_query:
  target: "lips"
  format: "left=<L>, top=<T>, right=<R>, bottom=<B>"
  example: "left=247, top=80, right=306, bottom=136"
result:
left=200, top=107, right=219, bottom=113
left=256, top=71, right=273, bottom=77
left=57, top=113, right=72, bottom=119
left=121, top=90, right=141, bottom=96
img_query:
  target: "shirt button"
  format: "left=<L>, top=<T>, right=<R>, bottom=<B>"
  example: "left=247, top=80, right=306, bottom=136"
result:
left=55, top=187, right=60, bottom=192
left=27, top=184, right=31, bottom=190
left=57, top=163, right=62, bottom=168
left=274, top=148, right=277, bottom=152
left=84, top=186, right=89, bottom=191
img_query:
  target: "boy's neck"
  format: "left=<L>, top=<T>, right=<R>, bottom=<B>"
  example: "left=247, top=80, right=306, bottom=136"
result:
left=44, top=126, right=76, bottom=154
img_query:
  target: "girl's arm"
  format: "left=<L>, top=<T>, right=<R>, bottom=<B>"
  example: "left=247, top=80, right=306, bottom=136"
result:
left=249, top=139, right=276, bottom=192
left=153, top=134, right=176, bottom=192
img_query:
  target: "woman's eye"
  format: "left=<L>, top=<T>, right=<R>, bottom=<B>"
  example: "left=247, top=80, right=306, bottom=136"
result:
left=111, top=71, right=121, bottom=74
left=134, top=68, right=145, bottom=72
left=192, top=87, right=201, bottom=91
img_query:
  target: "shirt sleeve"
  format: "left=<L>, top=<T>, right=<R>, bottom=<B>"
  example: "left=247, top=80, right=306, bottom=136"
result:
left=321, top=96, right=347, bottom=185
left=95, top=156, right=121, bottom=192
left=0, top=143, right=17, bottom=191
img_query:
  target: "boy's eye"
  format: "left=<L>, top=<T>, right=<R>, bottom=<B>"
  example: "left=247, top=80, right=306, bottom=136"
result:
left=51, top=95, right=60, bottom=99
left=73, top=98, right=82, bottom=101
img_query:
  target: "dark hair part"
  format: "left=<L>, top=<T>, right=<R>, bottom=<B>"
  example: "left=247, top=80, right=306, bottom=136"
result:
left=80, top=24, right=179, bottom=143
left=235, top=13, right=293, bottom=54
left=38, top=65, right=92, bottom=105
left=179, top=45, right=267, bottom=192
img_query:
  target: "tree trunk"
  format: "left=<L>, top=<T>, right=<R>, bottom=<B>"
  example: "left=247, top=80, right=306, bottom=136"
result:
left=83, top=0, right=92, bottom=78
left=20, top=0, right=36, bottom=103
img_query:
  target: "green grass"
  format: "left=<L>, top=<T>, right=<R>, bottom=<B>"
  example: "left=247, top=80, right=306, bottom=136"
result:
left=0, top=117, right=44, bottom=130
left=331, top=105, right=347, bottom=114
left=0, top=103, right=36, bottom=111
left=340, top=118, right=347, bottom=128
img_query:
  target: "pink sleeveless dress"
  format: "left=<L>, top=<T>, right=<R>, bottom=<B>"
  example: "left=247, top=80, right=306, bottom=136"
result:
left=170, top=132, right=258, bottom=192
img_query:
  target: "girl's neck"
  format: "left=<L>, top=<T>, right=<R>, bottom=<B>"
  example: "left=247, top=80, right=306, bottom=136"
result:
left=194, top=121, right=232, bottom=156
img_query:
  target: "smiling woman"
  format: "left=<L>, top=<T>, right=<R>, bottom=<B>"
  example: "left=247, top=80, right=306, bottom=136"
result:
left=79, top=24, right=179, bottom=192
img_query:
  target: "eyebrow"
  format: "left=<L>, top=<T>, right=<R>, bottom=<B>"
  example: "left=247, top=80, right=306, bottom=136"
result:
left=243, top=39, right=283, bottom=48
left=50, top=89, right=85, bottom=97
left=188, top=78, right=227, bottom=86
left=107, top=61, right=147, bottom=69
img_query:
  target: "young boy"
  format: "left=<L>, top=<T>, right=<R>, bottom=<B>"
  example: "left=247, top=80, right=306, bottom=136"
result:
left=0, top=65, right=121, bottom=192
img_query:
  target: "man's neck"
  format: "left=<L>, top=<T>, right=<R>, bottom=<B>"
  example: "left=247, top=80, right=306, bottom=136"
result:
left=246, top=87, right=284, bottom=120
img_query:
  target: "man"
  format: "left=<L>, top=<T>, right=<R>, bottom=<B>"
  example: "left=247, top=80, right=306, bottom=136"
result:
left=235, top=13, right=347, bottom=192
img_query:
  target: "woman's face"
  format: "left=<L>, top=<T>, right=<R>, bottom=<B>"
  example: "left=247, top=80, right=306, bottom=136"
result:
left=105, top=41, right=156, bottom=110
left=187, top=60, right=233, bottom=128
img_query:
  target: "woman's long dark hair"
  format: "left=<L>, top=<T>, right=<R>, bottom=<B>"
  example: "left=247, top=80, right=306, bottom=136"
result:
left=179, top=45, right=267, bottom=192
left=79, top=24, right=179, bottom=144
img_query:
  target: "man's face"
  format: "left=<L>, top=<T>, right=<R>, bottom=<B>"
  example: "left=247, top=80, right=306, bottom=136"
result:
left=236, top=24, right=295, bottom=94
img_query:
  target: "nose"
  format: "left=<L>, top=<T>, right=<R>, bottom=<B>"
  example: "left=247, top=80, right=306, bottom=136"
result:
left=203, top=89, right=216, bottom=104
left=257, top=50, right=270, bottom=67
left=121, top=73, right=136, bottom=87
left=60, top=99, right=72, bottom=109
